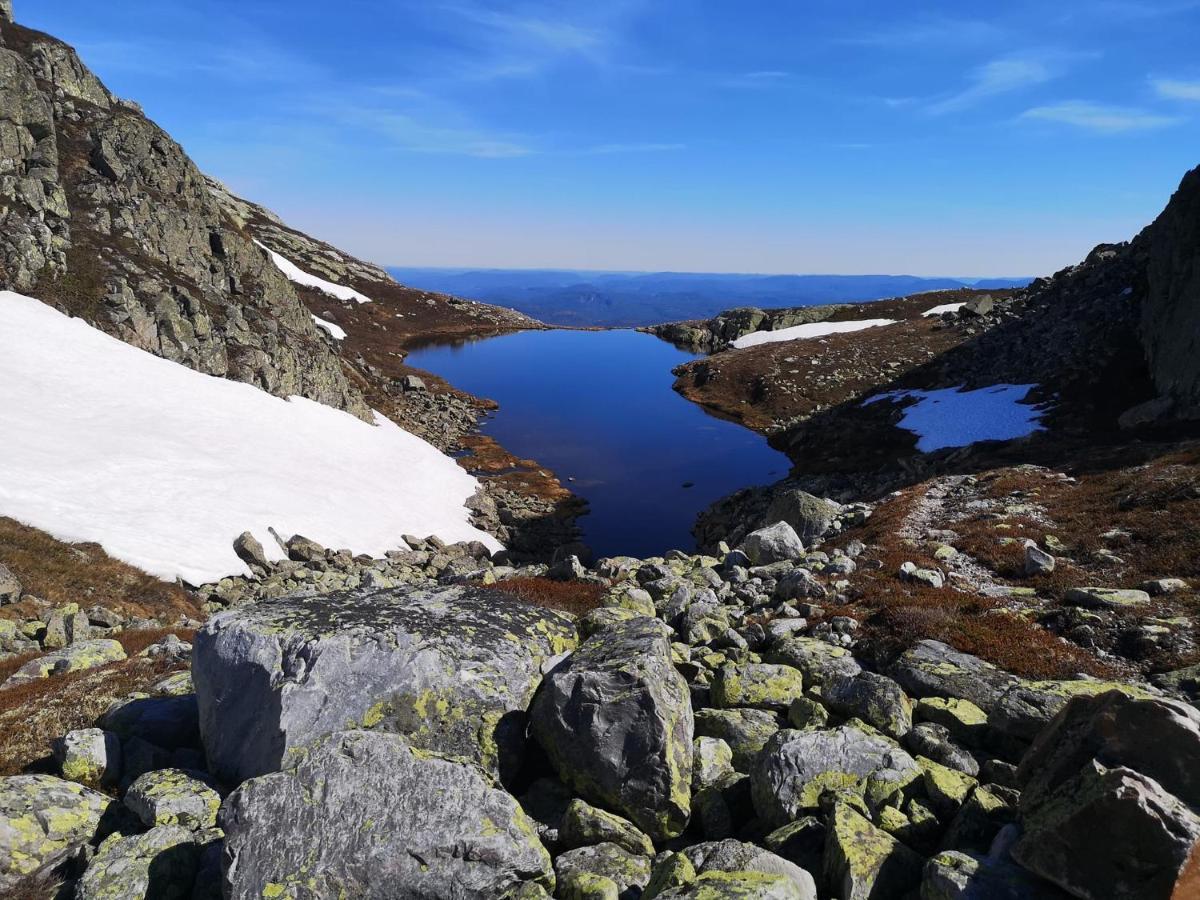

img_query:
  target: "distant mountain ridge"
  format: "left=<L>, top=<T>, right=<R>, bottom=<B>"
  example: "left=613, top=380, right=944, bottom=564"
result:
left=387, top=267, right=1031, bottom=327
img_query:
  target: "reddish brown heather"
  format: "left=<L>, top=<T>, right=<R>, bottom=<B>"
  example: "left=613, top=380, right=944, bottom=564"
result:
left=485, top=577, right=604, bottom=619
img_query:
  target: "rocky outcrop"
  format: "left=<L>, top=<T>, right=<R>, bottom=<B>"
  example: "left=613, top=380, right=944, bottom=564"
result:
left=193, top=583, right=576, bottom=785
left=646, top=305, right=853, bottom=352
left=221, top=730, right=553, bottom=899
left=1141, top=164, right=1200, bottom=419
left=0, top=17, right=367, bottom=416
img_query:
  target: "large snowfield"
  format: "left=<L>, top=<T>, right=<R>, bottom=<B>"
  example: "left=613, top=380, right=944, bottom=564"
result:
left=865, top=384, right=1046, bottom=452
left=257, top=241, right=373, bottom=304
left=730, top=318, right=896, bottom=349
left=0, top=291, right=499, bottom=585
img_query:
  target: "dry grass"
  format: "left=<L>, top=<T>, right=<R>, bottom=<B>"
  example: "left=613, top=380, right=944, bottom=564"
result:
left=828, top=486, right=1121, bottom=680
left=0, top=518, right=200, bottom=621
left=486, top=577, right=604, bottom=618
left=0, top=628, right=193, bottom=776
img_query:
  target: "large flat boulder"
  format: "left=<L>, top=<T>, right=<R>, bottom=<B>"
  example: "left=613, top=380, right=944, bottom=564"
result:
left=531, top=617, right=693, bottom=841
left=221, top=730, right=553, bottom=899
left=193, top=584, right=576, bottom=784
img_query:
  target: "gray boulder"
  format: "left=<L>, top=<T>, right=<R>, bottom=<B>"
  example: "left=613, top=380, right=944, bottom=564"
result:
left=739, top=523, right=806, bottom=566
left=76, top=825, right=201, bottom=900
left=682, top=840, right=817, bottom=899
left=751, top=727, right=920, bottom=827
left=1017, top=690, right=1200, bottom=810
left=903, top=724, right=978, bottom=777
left=1012, top=760, right=1200, bottom=900
left=3, top=639, right=126, bottom=687
left=554, top=842, right=652, bottom=898
left=921, top=851, right=1066, bottom=900
left=823, top=801, right=922, bottom=900
left=124, top=769, right=220, bottom=831
left=765, top=637, right=861, bottom=688
left=560, top=799, right=655, bottom=856
left=232, top=531, right=271, bottom=570
left=765, top=491, right=840, bottom=543
left=820, top=672, right=912, bottom=739
left=100, top=694, right=200, bottom=751
left=531, top=617, right=693, bottom=841
left=53, top=728, right=121, bottom=786
left=0, top=774, right=111, bottom=891
left=694, top=708, right=781, bottom=771
left=221, top=730, right=553, bottom=898
left=655, top=872, right=808, bottom=898
left=193, top=584, right=576, bottom=784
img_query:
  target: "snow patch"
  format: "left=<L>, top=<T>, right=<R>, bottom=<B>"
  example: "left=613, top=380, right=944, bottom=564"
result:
left=922, top=302, right=965, bottom=317
left=0, top=291, right=499, bottom=584
left=257, top=241, right=372, bottom=304
left=311, top=314, right=347, bottom=341
left=730, top=318, right=896, bottom=350
left=864, top=383, right=1046, bottom=452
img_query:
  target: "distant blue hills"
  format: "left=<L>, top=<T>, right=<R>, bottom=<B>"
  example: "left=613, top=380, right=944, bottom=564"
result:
left=387, top=267, right=1031, bottom=327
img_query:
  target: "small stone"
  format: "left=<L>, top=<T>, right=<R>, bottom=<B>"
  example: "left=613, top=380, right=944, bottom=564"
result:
left=821, top=672, right=912, bottom=739
left=554, top=843, right=653, bottom=899
left=53, top=728, right=121, bottom=786
left=232, top=531, right=270, bottom=569
left=124, top=768, right=220, bottom=831
left=284, top=533, right=326, bottom=562
left=560, top=799, right=655, bottom=856
left=0, top=564, right=21, bottom=605
left=1023, top=544, right=1056, bottom=576
left=693, top=737, right=736, bottom=792
left=739, top=523, right=806, bottom=566
left=694, top=708, right=782, bottom=772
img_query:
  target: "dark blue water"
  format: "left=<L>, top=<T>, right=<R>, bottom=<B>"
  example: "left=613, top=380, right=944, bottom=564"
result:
left=405, top=329, right=790, bottom=558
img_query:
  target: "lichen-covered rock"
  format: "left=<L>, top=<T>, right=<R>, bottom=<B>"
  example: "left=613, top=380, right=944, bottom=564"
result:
left=1064, top=587, right=1151, bottom=610
left=554, top=842, right=652, bottom=899
left=681, top=840, right=817, bottom=900
left=915, top=756, right=976, bottom=816
left=194, top=584, right=576, bottom=784
left=531, top=617, right=693, bottom=841
left=823, top=802, right=923, bottom=900
left=751, top=727, right=920, bottom=827
left=655, top=870, right=810, bottom=899
left=1017, top=690, right=1200, bottom=811
left=712, top=664, right=805, bottom=712
left=221, top=730, right=553, bottom=899
left=764, top=491, right=840, bottom=543
left=559, top=871, right=621, bottom=899
left=53, top=728, right=120, bottom=786
left=765, top=637, right=861, bottom=688
left=0, top=563, right=21, bottom=605
left=2, top=638, right=126, bottom=686
left=738, top=523, right=806, bottom=566
left=903, top=723, right=978, bottom=777
left=0, top=774, right=111, bottom=891
left=921, top=851, right=1066, bottom=900
left=645, top=852, right=698, bottom=899
left=821, top=672, right=912, bottom=739
left=693, top=736, right=736, bottom=791
left=694, top=708, right=781, bottom=772
left=1012, top=760, right=1200, bottom=900
left=76, top=824, right=200, bottom=900
left=913, top=698, right=988, bottom=748
left=560, top=799, right=655, bottom=856
left=891, top=640, right=1153, bottom=740
left=124, top=769, right=220, bottom=831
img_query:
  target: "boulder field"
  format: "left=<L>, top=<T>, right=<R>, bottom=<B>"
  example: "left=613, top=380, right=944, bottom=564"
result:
left=3, top=522, right=1199, bottom=899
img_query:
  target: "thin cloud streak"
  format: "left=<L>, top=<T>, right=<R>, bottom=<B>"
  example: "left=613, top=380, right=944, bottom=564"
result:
left=1153, top=78, right=1200, bottom=101
left=927, top=56, right=1056, bottom=115
left=1021, top=101, right=1181, bottom=133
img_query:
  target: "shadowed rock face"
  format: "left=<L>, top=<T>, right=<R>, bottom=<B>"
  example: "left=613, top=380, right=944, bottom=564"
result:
left=192, top=583, right=577, bottom=786
left=0, top=17, right=369, bottom=418
left=220, top=730, right=554, bottom=900
left=1143, top=164, right=1200, bottom=419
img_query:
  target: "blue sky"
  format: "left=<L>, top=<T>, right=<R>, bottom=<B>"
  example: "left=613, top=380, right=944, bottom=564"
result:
left=19, top=0, right=1200, bottom=276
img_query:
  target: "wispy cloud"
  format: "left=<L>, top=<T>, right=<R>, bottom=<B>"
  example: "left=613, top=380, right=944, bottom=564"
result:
left=845, top=17, right=1003, bottom=48
left=1152, top=78, right=1200, bottom=100
left=927, top=55, right=1059, bottom=115
left=1021, top=101, right=1181, bottom=133
left=583, top=142, right=685, bottom=154
left=316, top=102, right=534, bottom=158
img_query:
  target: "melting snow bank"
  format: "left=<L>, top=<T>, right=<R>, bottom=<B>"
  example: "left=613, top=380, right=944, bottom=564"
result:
left=311, top=314, right=346, bottom=341
left=922, top=302, right=966, bottom=316
left=730, top=318, right=896, bottom=350
left=864, top=384, right=1047, bottom=452
left=0, top=291, right=499, bottom=584
left=256, top=240, right=372, bottom=304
